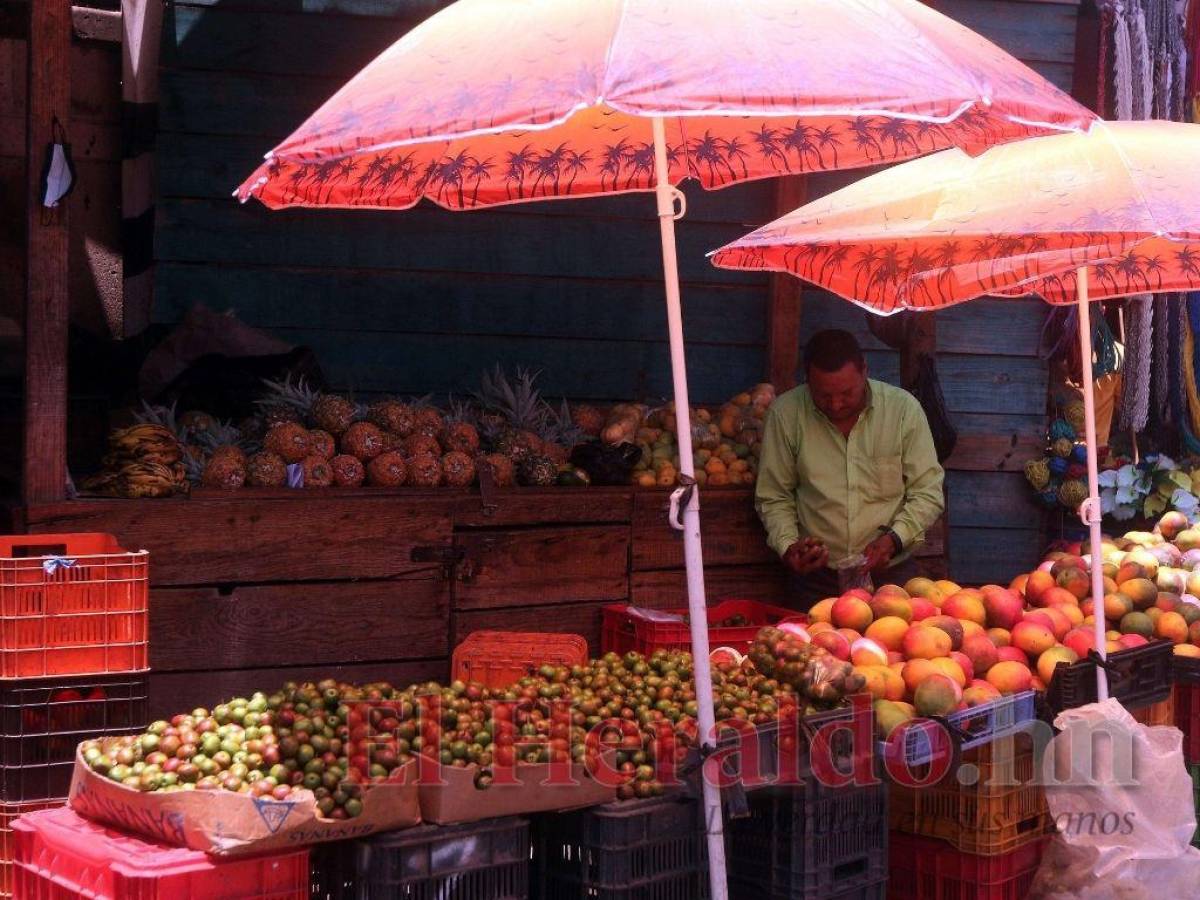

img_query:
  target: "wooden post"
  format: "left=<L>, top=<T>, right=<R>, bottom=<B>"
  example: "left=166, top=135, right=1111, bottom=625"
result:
left=23, top=0, right=71, bottom=503
left=765, top=175, right=806, bottom=391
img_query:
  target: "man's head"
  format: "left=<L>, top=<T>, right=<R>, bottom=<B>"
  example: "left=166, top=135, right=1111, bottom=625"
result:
left=804, top=329, right=868, bottom=424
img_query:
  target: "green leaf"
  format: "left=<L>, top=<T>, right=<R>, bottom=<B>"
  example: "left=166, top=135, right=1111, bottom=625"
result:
left=1144, top=494, right=1168, bottom=518
left=1169, top=471, right=1193, bottom=492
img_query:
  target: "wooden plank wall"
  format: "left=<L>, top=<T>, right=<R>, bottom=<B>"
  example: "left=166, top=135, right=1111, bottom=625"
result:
left=153, top=0, right=773, bottom=404
left=151, top=0, right=1078, bottom=584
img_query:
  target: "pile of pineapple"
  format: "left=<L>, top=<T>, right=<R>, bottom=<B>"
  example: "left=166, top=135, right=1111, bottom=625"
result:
left=106, top=368, right=602, bottom=494
left=618, top=384, right=776, bottom=488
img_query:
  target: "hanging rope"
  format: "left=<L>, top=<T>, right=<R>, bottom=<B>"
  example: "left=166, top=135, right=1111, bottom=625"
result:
left=1154, top=294, right=1172, bottom=423
left=1110, top=0, right=1136, bottom=119
left=1099, top=4, right=1114, bottom=114
left=1132, top=1, right=1153, bottom=117
left=1120, top=295, right=1154, bottom=432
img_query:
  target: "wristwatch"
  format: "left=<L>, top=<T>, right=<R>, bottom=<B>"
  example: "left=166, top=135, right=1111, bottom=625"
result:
left=878, top=526, right=903, bottom=555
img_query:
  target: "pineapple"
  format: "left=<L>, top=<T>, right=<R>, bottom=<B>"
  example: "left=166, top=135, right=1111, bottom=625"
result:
left=341, top=421, right=386, bottom=461
left=408, top=452, right=443, bottom=487
left=441, top=451, right=476, bottom=487
left=308, top=430, right=336, bottom=460
left=201, top=455, right=246, bottom=490
left=367, top=451, right=408, bottom=487
left=261, top=405, right=303, bottom=430
left=209, top=445, right=248, bottom=469
left=443, top=397, right=481, bottom=454
left=403, top=433, right=442, bottom=459
left=572, top=404, right=605, bottom=437
left=246, top=451, right=288, bottom=487
left=264, top=422, right=311, bottom=463
left=367, top=399, right=416, bottom=437
left=493, top=428, right=542, bottom=463
left=474, top=366, right=549, bottom=456
left=518, top=455, right=558, bottom=487
left=258, top=376, right=358, bottom=435
left=300, top=454, right=334, bottom=488
left=257, top=376, right=313, bottom=426
left=443, top=422, right=480, bottom=455
left=332, top=454, right=366, bottom=487
left=413, top=406, right=446, bottom=440
left=311, top=394, right=358, bottom=436
left=477, top=452, right=515, bottom=488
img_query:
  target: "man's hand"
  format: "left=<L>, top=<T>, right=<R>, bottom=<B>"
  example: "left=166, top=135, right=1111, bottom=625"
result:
left=863, top=533, right=897, bottom=573
left=784, top=538, right=828, bottom=576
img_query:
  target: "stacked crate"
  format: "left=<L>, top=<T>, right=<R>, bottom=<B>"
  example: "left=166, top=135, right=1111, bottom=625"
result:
left=888, top=731, right=1051, bottom=900
left=0, top=535, right=150, bottom=899
left=12, top=806, right=310, bottom=900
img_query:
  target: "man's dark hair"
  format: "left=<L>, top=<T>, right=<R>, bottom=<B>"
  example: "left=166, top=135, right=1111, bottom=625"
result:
left=804, top=329, right=865, bottom=373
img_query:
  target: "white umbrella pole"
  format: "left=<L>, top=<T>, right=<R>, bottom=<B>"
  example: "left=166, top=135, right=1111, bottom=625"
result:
left=651, top=115, right=728, bottom=900
left=1076, top=266, right=1109, bottom=701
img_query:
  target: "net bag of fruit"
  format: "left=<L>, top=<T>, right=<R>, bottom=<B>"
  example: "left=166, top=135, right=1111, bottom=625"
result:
left=1027, top=698, right=1200, bottom=899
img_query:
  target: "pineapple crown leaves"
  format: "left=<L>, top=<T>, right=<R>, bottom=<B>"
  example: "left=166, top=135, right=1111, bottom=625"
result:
left=474, top=365, right=550, bottom=433
left=180, top=446, right=207, bottom=485
left=194, top=419, right=260, bottom=455
left=444, top=395, right=481, bottom=428
left=257, top=375, right=318, bottom=414
left=133, top=400, right=183, bottom=438
left=544, top=397, right=586, bottom=448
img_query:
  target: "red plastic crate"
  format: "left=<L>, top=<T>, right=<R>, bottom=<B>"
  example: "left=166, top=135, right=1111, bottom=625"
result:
left=1175, top=683, right=1200, bottom=765
left=0, top=534, right=148, bottom=679
left=887, top=831, right=1048, bottom=900
left=1, top=675, right=148, bottom=802
left=601, top=599, right=799, bottom=655
left=2, top=800, right=64, bottom=899
left=452, top=632, right=588, bottom=689
left=12, top=806, right=309, bottom=900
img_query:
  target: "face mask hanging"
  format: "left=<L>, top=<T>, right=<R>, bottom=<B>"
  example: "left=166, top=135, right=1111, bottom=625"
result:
left=40, top=117, right=76, bottom=209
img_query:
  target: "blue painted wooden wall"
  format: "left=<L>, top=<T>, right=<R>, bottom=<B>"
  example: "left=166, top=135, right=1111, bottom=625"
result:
left=153, top=0, right=1081, bottom=584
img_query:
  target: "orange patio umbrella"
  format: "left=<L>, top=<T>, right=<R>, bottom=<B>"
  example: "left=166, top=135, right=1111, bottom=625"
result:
left=712, top=119, right=1200, bottom=701
left=234, top=2, right=1092, bottom=887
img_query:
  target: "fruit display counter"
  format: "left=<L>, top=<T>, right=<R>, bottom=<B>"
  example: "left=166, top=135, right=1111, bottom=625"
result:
left=11, top=487, right=912, bottom=720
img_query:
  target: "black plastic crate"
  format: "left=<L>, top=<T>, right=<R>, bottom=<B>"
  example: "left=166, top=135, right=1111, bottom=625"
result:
left=1042, top=640, right=1174, bottom=721
left=0, top=674, right=148, bottom=801
left=725, top=776, right=887, bottom=900
left=714, top=705, right=870, bottom=789
left=533, top=796, right=708, bottom=900
left=1175, top=654, right=1200, bottom=687
left=311, top=816, right=530, bottom=900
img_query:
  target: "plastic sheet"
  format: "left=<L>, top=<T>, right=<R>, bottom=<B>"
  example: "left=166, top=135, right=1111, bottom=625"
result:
left=1028, top=698, right=1200, bottom=899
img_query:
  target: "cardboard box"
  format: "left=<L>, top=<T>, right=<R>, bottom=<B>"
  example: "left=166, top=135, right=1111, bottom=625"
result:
left=68, top=739, right=420, bottom=857
left=418, top=759, right=616, bottom=825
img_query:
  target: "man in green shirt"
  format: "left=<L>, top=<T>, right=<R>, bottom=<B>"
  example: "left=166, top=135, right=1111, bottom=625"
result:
left=756, top=329, right=945, bottom=606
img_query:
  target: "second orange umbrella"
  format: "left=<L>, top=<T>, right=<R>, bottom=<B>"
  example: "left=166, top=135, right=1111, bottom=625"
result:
left=712, top=120, right=1200, bottom=700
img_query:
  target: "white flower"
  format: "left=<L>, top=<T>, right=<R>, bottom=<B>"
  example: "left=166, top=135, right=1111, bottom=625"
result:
left=1172, top=489, right=1200, bottom=515
left=1115, top=485, right=1139, bottom=506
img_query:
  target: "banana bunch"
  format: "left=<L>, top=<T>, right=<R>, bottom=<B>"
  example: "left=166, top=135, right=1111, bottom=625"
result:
left=83, top=424, right=189, bottom=498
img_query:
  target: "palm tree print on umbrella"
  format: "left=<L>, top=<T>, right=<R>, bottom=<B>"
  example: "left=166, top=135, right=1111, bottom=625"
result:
left=244, top=108, right=1089, bottom=211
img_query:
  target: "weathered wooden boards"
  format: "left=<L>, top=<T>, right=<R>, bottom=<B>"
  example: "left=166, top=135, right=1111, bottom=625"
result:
left=19, top=487, right=964, bottom=719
